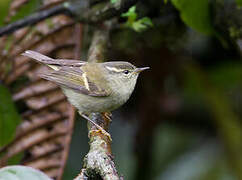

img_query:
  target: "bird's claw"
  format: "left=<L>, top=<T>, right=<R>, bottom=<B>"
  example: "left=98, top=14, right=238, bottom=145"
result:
left=90, top=129, right=112, bottom=141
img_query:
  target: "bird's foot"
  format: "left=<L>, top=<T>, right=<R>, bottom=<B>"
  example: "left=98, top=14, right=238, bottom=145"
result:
left=81, top=113, right=112, bottom=141
left=90, top=129, right=112, bottom=141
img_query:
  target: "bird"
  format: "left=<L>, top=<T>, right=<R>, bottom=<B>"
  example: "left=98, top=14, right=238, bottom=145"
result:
left=22, top=50, right=149, bottom=139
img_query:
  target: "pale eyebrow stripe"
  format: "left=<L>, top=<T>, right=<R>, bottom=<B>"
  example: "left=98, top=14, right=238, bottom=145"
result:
left=82, top=72, right=90, bottom=90
left=106, top=66, right=123, bottom=72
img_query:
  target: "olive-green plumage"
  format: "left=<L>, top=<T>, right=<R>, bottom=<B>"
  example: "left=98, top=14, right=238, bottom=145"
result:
left=22, top=50, right=149, bottom=138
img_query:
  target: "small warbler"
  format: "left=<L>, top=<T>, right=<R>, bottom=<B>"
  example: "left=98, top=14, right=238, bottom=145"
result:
left=22, top=50, right=149, bottom=139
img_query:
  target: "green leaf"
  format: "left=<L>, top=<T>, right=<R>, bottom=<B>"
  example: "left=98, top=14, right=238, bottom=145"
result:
left=0, top=0, right=12, bottom=26
left=171, top=0, right=213, bottom=35
left=121, top=6, right=153, bottom=32
left=121, top=6, right=137, bottom=21
left=0, top=166, right=51, bottom=180
left=0, top=84, right=21, bottom=148
left=127, top=6, right=136, bottom=13
left=132, top=17, right=153, bottom=32
left=139, top=17, right=153, bottom=26
left=132, top=21, right=147, bottom=32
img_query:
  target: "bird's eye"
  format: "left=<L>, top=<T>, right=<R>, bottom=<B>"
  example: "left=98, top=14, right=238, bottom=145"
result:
left=123, top=70, right=130, bottom=74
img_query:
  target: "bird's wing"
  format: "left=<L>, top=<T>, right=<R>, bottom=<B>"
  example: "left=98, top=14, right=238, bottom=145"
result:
left=40, top=67, right=110, bottom=97
left=22, top=50, right=109, bottom=96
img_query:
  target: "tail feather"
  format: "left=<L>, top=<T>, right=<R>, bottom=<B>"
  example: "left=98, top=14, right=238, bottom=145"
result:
left=22, top=50, right=54, bottom=64
left=22, top=50, right=85, bottom=67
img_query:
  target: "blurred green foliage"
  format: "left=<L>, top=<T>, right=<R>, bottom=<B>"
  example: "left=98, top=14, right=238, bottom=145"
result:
left=183, top=64, right=242, bottom=179
left=0, top=84, right=21, bottom=148
left=0, top=0, right=11, bottom=26
left=208, top=62, right=242, bottom=90
left=121, top=6, right=153, bottom=32
left=184, top=62, right=242, bottom=94
left=110, top=0, right=118, bottom=4
left=0, top=0, right=39, bottom=26
left=10, top=0, right=40, bottom=23
left=171, top=0, right=214, bottom=35
left=236, top=0, right=242, bottom=6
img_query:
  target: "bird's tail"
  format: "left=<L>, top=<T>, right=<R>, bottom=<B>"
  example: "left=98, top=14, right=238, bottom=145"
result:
left=21, top=50, right=55, bottom=65
left=22, top=50, right=85, bottom=68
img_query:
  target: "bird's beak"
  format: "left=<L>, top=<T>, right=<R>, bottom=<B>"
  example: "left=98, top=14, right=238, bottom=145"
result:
left=134, top=67, right=150, bottom=73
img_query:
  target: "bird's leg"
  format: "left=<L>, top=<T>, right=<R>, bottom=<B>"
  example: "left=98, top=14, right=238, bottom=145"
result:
left=81, top=114, right=112, bottom=141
